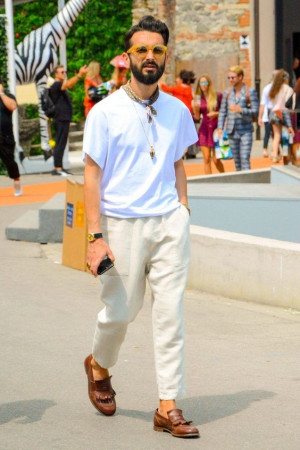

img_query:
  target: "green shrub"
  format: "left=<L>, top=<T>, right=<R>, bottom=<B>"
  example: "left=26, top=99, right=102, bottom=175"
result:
left=24, top=103, right=39, bottom=119
left=0, top=15, right=8, bottom=86
left=0, top=158, right=7, bottom=175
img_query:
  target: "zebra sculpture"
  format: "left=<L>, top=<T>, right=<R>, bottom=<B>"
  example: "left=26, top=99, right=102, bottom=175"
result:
left=15, top=0, right=90, bottom=157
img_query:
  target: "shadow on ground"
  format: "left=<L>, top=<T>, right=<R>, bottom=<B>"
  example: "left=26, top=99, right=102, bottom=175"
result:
left=0, top=399, right=56, bottom=425
left=113, top=390, right=275, bottom=425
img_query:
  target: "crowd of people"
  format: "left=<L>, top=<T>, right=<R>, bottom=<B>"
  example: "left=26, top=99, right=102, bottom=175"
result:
left=47, top=55, right=129, bottom=177
left=80, top=58, right=300, bottom=175
left=161, top=64, right=300, bottom=174
left=2, top=12, right=300, bottom=440
left=1, top=34, right=300, bottom=192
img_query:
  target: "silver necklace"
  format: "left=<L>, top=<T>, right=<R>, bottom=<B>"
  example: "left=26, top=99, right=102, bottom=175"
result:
left=131, top=100, right=156, bottom=159
left=122, top=81, right=158, bottom=159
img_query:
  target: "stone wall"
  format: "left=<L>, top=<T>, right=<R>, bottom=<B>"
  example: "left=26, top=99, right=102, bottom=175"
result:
left=132, top=0, right=253, bottom=91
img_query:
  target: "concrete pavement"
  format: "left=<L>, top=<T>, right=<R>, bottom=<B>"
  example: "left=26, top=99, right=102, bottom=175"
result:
left=1, top=145, right=300, bottom=449
left=1, top=206, right=300, bottom=450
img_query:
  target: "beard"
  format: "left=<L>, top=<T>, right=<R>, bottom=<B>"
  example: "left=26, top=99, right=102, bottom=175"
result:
left=129, top=58, right=166, bottom=85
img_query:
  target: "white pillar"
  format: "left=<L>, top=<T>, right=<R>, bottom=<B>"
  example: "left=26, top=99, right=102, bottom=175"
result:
left=4, top=0, right=20, bottom=149
left=58, top=0, right=67, bottom=68
left=57, top=0, right=70, bottom=169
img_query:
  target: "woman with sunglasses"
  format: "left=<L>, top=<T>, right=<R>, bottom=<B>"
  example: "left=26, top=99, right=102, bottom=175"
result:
left=194, top=74, right=224, bottom=174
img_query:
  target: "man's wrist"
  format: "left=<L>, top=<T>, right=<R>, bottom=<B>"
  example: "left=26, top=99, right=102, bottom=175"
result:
left=76, top=74, right=82, bottom=80
left=180, top=201, right=191, bottom=215
left=0, top=92, right=4, bottom=96
left=87, top=232, right=103, bottom=242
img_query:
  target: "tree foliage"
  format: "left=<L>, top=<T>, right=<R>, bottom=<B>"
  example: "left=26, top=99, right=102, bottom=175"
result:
left=0, top=15, right=8, bottom=85
left=0, top=0, right=132, bottom=121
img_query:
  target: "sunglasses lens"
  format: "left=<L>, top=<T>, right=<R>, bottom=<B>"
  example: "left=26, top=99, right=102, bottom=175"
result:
left=129, top=45, right=166, bottom=57
left=135, top=46, right=148, bottom=55
left=153, top=46, right=165, bottom=55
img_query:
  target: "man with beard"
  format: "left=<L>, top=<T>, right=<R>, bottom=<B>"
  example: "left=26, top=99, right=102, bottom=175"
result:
left=83, top=16, right=199, bottom=439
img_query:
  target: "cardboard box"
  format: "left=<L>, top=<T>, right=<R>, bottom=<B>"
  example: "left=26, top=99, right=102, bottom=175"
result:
left=62, top=177, right=88, bottom=271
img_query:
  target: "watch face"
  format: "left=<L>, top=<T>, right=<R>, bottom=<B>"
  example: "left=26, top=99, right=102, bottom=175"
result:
left=88, top=233, right=95, bottom=242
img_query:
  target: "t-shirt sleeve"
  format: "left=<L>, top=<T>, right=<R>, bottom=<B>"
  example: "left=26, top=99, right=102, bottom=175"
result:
left=50, top=81, right=63, bottom=103
left=82, top=104, right=108, bottom=169
left=261, top=87, right=268, bottom=106
left=174, top=106, right=198, bottom=161
left=50, top=81, right=62, bottom=93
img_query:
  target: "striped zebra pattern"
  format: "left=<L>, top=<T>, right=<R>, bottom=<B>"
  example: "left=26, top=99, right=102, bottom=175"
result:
left=15, top=0, right=90, bottom=152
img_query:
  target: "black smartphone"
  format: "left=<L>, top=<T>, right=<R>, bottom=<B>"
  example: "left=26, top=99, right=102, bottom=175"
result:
left=97, top=257, right=114, bottom=275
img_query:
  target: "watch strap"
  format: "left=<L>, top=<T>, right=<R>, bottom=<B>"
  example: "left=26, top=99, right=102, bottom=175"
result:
left=92, top=232, right=103, bottom=239
left=88, top=232, right=103, bottom=242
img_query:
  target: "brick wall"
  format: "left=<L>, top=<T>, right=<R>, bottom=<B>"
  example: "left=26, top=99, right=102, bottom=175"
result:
left=132, top=0, right=253, bottom=91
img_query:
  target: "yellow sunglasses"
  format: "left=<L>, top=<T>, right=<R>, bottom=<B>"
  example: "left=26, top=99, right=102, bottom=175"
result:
left=127, top=44, right=168, bottom=58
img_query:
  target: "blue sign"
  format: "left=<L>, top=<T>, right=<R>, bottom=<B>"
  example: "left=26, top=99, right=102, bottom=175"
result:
left=66, top=203, right=74, bottom=227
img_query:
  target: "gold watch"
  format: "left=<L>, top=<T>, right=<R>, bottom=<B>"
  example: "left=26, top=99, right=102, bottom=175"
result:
left=87, top=232, right=103, bottom=242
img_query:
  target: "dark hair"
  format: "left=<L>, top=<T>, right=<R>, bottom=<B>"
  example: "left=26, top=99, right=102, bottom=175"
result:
left=179, top=70, right=195, bottom=85
left=124, top=15, right=169, bottom=51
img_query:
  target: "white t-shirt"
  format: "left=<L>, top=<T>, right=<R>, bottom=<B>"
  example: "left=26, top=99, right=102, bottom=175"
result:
left=83, top=88, right=198, bottom=218
left=261, top=82, right=293, bottom=122
left=260, top=83, right=273, bottom=122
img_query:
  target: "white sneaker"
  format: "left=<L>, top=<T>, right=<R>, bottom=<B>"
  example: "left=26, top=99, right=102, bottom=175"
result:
left=14, top=181, right=23, bottom=197
left=60, top=170, right=70, bottom=177
left=51, top=169, right=71, bottom=176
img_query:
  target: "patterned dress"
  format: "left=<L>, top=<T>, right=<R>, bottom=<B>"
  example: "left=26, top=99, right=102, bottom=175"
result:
left=196, top=93, right=222, bottom=147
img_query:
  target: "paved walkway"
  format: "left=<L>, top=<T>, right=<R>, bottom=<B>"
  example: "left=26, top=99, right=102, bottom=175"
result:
left=1, top=143, right=300, bottom=449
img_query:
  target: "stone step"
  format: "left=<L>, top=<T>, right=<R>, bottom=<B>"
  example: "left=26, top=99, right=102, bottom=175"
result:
left=39, top=193, right=65, bottom=243
left=6, top=193, right=66, bottom=243
left=69, top=141, right=83, bottom=152
left=68, top=130, right=83, bottom=143
left=6, top=210, right=39, bottom=242
left=69, top=121, right=85, bottom=132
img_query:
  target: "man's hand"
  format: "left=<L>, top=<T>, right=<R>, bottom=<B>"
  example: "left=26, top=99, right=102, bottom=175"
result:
left=207, top=111, right=218, bottom=119
left=0, top=84, right=17, bottom=111
left=62, top=65, right=88, bottom=90
left=229, top=104, right=242, bottom=113
left=78, top=65, right=88, bottom=78
left=288, top=127, right=295, bottom=137
left=216, top=128, right=223, bottom=139
left=86, top=238, right=115, bottom=277
left=258, top=118, right=264, bottom=127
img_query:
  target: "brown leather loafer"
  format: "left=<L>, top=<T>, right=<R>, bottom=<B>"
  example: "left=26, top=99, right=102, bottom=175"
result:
left=84, top=354, right=116, bottom=416
left=153, top=408, right=200, bottom=438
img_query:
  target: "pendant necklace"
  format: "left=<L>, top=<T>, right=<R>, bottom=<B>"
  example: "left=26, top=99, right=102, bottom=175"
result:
left=122, top=81, right=159, bottom=159
left=132, top=101, right=156, bottom=159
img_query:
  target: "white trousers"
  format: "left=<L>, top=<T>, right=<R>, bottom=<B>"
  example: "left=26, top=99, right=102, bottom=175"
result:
left=92, top=205, right=190, bottom=400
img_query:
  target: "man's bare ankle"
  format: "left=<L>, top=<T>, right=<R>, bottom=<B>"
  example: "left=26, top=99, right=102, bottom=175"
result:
left=159, top=400, right=176, bottom=418
left=91, top=358, right=109, bottom=380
